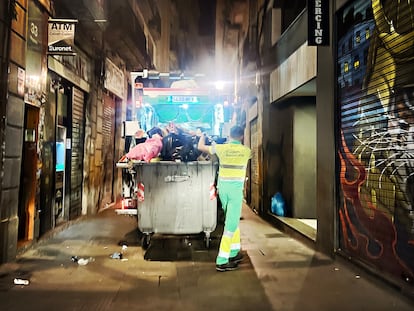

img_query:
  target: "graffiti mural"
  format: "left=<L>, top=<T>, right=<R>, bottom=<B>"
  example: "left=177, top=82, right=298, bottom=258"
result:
left=337, top=0, right=414, bottom=283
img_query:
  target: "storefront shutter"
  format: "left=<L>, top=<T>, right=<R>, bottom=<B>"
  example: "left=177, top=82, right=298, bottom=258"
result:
left=70, top=87, right=84, bottom=218
left=101, top=93, right=115, bottom=208
left=337, top=0, right=414, bottom=283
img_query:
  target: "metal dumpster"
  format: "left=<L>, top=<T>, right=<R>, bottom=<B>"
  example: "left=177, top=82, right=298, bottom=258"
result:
left=133, top=161, right=218, bottom=249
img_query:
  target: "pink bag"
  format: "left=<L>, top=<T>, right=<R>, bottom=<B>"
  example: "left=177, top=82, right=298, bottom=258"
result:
left=126, top=134, right=163, bottom=162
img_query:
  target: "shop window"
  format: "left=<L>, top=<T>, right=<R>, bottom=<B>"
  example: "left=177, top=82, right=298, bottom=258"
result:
left=344, top=62, right=349, bottom=73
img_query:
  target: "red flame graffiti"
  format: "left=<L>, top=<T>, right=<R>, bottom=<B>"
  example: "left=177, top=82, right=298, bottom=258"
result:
left=339, top=131, right=413, bottom=278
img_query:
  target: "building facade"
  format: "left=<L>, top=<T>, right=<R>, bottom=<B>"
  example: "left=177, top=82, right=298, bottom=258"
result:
left=234, top=0, right=413, bottom=297
left=0, top=0, right=162, bottom=263
left=0, top=0, right=211, bottom=265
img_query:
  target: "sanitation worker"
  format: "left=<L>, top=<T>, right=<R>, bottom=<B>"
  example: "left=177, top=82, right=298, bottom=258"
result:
left=198, top=125, right=251, bottom=271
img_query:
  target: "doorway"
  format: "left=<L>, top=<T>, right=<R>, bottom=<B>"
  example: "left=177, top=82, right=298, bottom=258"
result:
left=55, top=125, right=66, bottom=224
left=100, top=93, right=116, bottom=210
left=18, top=105, right=40, bottom=245
left=266, top=98, right=317, bottom=241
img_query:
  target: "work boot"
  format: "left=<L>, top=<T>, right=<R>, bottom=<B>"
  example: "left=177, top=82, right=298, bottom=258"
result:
left=216, top=261, right=239, bottom=272
left=229, top=252, right=244, bottom=264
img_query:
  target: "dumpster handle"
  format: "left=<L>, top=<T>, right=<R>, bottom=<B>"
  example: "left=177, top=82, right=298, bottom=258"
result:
left=164, top=175, right=190, bottom=182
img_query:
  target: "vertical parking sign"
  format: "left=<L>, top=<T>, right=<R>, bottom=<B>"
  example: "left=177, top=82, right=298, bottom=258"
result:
left=307, top=0, right=329, bottom=46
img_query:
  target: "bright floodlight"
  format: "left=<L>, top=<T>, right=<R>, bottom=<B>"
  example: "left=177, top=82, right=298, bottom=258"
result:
left=215, top=81, right=225, bottom=90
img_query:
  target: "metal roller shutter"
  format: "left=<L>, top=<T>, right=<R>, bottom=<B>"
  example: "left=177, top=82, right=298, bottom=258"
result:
left=337, top=0, right=414, bottom=282
left=70, top=87, right=84, bottom=219
left=101, top=93, right=115, bottom=209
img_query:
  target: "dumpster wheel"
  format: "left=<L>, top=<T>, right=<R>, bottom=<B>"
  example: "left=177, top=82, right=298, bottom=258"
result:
left=141, top=234, right=151, bottom=250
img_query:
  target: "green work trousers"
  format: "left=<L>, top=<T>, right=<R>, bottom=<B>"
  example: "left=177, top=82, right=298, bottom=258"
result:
left=216, top=180, right=244, bottom=265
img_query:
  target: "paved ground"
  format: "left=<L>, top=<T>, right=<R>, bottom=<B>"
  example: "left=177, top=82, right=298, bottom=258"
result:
left=0, top=204, right=413, bottom=311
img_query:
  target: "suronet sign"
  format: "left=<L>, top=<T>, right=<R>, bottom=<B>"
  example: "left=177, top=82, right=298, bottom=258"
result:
left=48, top=46, right=73, bottom=52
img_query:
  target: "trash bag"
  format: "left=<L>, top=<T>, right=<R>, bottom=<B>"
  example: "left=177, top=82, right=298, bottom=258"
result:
left=271, top=192, right=285, bottom=216
left=179, top=134, right=201, bottom=162
left=161, top=133, right=183, bottom=160
left=126, top=134, right=163, bottom=162
left=160, top=131, right=201, bottom=162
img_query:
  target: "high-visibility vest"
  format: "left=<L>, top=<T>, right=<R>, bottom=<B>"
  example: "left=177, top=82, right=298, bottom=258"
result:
left=210, top=141, right=251, bottom=182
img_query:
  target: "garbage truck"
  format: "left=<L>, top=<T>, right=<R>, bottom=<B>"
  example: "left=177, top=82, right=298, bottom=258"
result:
left=116, top=77, right=228, bottom=249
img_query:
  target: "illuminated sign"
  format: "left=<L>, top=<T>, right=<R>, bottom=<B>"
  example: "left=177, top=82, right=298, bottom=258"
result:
left=142, top=88, right=209, bottom=105
left=170, top=96, right=198, bottom=103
